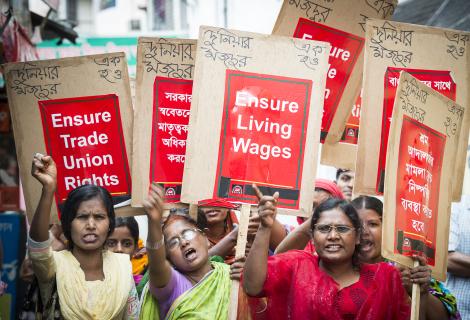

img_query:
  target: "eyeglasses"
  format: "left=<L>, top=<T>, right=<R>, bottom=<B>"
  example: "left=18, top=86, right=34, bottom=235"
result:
left=313, top=224, right=355, bottom=234
left=166, top=228, right=201, bottom=250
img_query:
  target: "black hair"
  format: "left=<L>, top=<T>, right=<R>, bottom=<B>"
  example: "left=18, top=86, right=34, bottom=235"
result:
left=335, top=168, right=351, bottom=181
left=115, top=216, right=139, bottom=244
left=196, top=208, right=209, bottom=230
left=310, top=198, right=362, bottom=267
left=61, top=184, right=115, bottom=249
left=351, top=196, right=383, bottom=217
left=162, top=208, right=197, bottom=233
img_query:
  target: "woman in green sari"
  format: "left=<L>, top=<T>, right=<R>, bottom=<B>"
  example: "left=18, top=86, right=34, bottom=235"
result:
left=139, top=184, right=246, bottom=320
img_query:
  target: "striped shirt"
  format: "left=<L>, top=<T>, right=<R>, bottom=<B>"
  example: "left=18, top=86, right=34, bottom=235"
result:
left=446, top=195, right=470, bottom=320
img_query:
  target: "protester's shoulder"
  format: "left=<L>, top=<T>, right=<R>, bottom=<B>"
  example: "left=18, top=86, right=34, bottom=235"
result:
left=106, top=250, right=132, bottom=262
left=105, top=251, right=133, bottom=273
left=52, top=249, right=71, bottom=262
left=212, top=261, right=230, bottom=272
left=362, top=261, right=397, bottom=276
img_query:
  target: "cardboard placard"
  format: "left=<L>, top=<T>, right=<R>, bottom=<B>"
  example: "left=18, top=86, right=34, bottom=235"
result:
left=376, top=68, right=456, bottom=193
left=341, top=93, right=362, bottom=146
left=181, top=26, right=331, bottom=216
left=3, top=53, right=143, bottom=221
left=320, top=92, right=362, bottom=170
left=272, top=0, right=397, bottom=169
left=383, top=71, right=464, bottom=281
left=131, top=38, right=196, bottom=207
left=356, top=19, right=470, bottom=199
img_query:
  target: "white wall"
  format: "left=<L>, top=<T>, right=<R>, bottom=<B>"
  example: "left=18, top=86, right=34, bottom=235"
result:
left=226, top=0, right=282, bottom=34
left=92, top=0, right=147, bottom=36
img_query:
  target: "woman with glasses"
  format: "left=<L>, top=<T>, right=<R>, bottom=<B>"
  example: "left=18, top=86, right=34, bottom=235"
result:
left=139, top=183, right=249, bottom=320
left=243, top=195, right=411, bottom=319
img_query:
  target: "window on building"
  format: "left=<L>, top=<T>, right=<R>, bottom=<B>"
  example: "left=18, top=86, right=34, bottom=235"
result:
left=152, top=0, right=173, bottom=30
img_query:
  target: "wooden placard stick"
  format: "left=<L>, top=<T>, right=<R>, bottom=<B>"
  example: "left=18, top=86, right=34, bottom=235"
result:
left=410, top=260, right=420, bottom=320
left=228, top=203, right=251, bottom=320
left=189, top=203, right=198, bottom=221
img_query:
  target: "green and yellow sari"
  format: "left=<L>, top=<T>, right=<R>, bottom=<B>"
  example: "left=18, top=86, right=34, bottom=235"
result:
left=140, top=262, right=231, bottom=320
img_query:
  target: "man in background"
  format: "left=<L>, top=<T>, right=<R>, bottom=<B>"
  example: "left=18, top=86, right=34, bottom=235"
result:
left=335, top=168, right=355, bottom=201
left=447, top=194, right=470, bottom=320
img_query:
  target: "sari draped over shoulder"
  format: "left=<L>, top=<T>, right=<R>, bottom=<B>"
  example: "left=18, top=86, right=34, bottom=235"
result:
left=139, top=262, right=231, bottom=320
left=54, top=250, right=132, bottom=320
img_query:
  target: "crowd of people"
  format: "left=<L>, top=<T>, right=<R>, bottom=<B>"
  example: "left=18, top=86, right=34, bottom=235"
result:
left=8, top=153, right=469, bottom=319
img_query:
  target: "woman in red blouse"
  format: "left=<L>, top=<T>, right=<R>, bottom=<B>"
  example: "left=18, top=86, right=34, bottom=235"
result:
left=243, top=188, right=411, bottom=320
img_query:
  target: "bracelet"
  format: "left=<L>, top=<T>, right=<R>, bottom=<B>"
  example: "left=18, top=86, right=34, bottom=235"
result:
left=146, top=237, right=165, bottom=250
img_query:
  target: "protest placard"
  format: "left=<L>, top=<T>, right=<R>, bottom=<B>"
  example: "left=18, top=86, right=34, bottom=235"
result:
left=382, top=71, right=464, bottom=281
left=132, top=38, right=196, bottom=207
left=376, top=68, right=456, bottom=193
left=181, top=26, right=330, bottom=216
left=272, top=0, right=397, bottom=169
left=356, top=19, right=470, bottom=199
left=3, top=53, right=142, bottom=221
left=320, top=93, right=362, bottom=170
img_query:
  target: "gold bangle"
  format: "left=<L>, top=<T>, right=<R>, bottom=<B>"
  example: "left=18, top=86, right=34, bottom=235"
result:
left=146, top=237, right=165, bottom=250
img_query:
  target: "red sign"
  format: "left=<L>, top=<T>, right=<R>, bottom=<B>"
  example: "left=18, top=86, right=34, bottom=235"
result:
left=394, top=115, right=445, bottom=266
left=340, top=93, right=361, bottom=144
left=149, top=76, right=192, bottom=202
left=214, top=70, right=312, bottom=209
left=377, top=68, right=456, bottom=193
left=293, top=18, right=364, bottom=142
left=0, top=187, right=20, bottom=211
left=39, top=94, right=131, bottom=207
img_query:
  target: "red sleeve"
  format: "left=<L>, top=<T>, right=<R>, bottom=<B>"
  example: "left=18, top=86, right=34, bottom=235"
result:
left=390, top=266, right=412, bottom=320
left=257, top=251, right=303, bottom=297
left=376, top=263, right=411, bottom=319
left=303, top=241, right=315, bottom=254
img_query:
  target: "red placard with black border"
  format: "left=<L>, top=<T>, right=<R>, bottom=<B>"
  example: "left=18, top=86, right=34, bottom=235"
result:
left=293, top=18, right=364, bottom=142
left=149, top=76, right=192, bottom=202
left=39, top=94, right=131, bottom=211
left=395, top=115, right=445, bottom=266
left=214, top=70, right=312, bottom=209
left=340, top=93, right=361, bottom=145
left=377, top=68, right=456, bottom=193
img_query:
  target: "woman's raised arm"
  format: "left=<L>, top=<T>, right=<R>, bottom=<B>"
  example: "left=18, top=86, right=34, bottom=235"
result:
left=143, top=183, right=173, bottom=288
left=29, top=154, right=57, bottom=242
left=243, top=185, right=278, bottom=296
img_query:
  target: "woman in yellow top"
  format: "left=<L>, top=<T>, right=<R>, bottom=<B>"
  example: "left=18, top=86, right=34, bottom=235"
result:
left=28, top=153, right=139, bottom=319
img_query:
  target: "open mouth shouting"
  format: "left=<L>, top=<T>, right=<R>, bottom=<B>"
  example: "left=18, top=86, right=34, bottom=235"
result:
left=324, top=243, right=343, bottom=253
left=83, top=233, right=98, bottom=244
left=183, top=247, right=198, bottom=262
left=360, top=239, right=375, bottom=253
